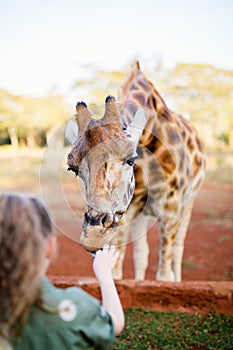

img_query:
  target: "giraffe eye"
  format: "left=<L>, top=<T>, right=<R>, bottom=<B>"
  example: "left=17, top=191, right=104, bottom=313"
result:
left=125, top=156, right=138, bottom=167
left=127, top=159, right=134, bottom=166
left=67, top=166, right=79, bottom=176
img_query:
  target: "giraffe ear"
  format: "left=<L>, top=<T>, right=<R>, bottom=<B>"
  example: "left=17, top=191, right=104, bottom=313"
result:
left=65, top=119, right=79, bottom=145
left=128, top=107, right=146, bottom=143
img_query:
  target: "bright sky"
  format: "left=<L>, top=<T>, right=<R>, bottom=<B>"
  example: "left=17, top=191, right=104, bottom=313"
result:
left=0, top=0, right=232, bottom=98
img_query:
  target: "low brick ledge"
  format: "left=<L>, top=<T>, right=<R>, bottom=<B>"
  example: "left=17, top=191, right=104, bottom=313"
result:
left=49, top=276, right=233, bottom=315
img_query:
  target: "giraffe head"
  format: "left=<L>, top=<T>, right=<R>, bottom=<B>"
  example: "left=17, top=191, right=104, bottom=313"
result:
left=66, top=96, right=146, bottom=252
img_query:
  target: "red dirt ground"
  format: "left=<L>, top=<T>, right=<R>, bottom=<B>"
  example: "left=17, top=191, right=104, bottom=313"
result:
left=47, top=183, right=233, bottom=281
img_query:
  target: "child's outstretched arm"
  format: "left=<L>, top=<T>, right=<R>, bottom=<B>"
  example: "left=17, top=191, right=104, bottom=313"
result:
left=93, top=245, right=125, bottom=335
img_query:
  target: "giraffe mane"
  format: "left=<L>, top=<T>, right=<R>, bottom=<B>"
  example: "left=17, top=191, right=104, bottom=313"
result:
left=119, top=61, right=141, bottom=100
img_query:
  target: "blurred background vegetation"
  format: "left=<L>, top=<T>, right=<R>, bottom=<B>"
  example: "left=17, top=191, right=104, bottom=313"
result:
left=0, top=62, right=233, bottom=184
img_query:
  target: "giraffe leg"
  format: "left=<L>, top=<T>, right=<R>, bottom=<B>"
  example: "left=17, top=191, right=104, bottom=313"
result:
left=156, top=221, right=178, bottom=282
left=130, top=214, right=149, bottom=280
left=172, top=202, right=194, bottom=282
left=112, top=222, right=130, bottom=279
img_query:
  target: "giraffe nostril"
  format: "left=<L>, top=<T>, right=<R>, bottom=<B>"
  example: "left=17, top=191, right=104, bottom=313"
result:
left=84, top=212, right=115, bottom=227
left=84, top=212, right=89, bottom=223
left=85, top=212, right=99, bottom=226
left=101, top=213, right=114, bottom=228
left=101, top=214, right=108, bottom=226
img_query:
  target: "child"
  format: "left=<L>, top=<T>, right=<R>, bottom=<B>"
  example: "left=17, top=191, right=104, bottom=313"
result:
left=0, top=192, right=124, bottom=349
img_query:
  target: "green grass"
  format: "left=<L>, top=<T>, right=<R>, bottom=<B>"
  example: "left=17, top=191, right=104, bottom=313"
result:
left=112, top=309, right=233, bottom=350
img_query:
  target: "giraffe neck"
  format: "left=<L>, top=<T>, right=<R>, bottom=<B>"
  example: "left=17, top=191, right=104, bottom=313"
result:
left=119, top=63, right=206, bottom=197
left=119, top=64, right=173, bottom=124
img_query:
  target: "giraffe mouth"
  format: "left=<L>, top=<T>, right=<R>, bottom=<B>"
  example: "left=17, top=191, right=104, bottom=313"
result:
left=80, top=223, right=119, bottom=252
left=80, top=211, right=125, bottom=252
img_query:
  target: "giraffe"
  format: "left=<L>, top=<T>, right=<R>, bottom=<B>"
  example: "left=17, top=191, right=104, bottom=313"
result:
left=66, top=62, right=206, bottom=281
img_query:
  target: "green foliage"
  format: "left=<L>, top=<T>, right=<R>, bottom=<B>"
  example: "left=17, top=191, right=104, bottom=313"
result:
left=162, top=64, right=233, bottom=149
left=113, top=309, right=233, bottom=349
left=218, top=133, right=229, bottom=145
left=0, top=89, right=70, bottom=147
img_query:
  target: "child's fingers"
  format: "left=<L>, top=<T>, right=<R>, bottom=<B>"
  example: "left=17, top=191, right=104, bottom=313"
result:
left=102, top=244, right=115, bottom=250
left=102, top=244, right=117, bottom=255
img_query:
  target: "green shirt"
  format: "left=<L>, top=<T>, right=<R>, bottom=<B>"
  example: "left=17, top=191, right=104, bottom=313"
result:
left=14, top=277, right=114, bottom=350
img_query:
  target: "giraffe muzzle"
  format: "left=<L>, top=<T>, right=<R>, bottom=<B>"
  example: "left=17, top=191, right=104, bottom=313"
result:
left=80, top=211, right=123, bottom=252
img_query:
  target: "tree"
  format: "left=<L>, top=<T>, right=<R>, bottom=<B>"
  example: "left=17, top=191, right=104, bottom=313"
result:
left=161, top=64, right=233, bottom=149
left=0, top=89, right=70, bottom=148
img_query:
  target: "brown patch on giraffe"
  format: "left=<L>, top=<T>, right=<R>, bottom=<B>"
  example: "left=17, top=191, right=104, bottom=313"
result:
left=162, top=236, right=169, bottom=247
left=169, top=177, right=179, bottom=190
left=179, top=178, right=185, bottom=189
left=145, top=135, right=160, bottom=153
left=164, top=200, right=176, bottom=211
left=130, top=83, right=139, bottom=92
left=120, top=61, right=141, bottom=98
left=181, top=129, right=186, bottom=139
left=132, top=164, right=148, bottom=211
left=171, top=232, right=176, bottom=241
left=146, top=83, right=172, bottom=119
left=167, top=252, right=173, bottom=260
left=148, top=158, right=161, bottom=173
left=95, top=166, right=110, bottom=201
left=157, top=107, right=172, bottom=123
left=133, top=93, right=146, bottom=106
left=193, top=154, right=204, bottom=177
left=140, top=130, right=156, bottom=147
left=147, top=95, right=157, bottom=110
left=134, top=164, right=145, bottom=186
left=159, top=150, right=176, bottom=174
left=161, top=108, right=173, bottom=122
left=138, top=78, right=150, bottom=92
left=161, top=248, right=166, bottom=257
left=180, top=116, right=193, bottom=133
left=162, top=215, right=170, bottom=228
left=187, top=137, right=195, bottom=153
left=86, top=122, right=123, bottom=147
left=168, top=222, right=178, bottom=232
left=67, top=134, right=89, bottom=167
left=167, top=190, right=175, bottom=198
left=196, top=135, right=205, bottom=152
left=167, top=127, right=181, bottom=144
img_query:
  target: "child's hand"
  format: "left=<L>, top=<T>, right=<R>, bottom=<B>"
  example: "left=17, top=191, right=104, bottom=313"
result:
left=93, top=245, right=119, bottom=282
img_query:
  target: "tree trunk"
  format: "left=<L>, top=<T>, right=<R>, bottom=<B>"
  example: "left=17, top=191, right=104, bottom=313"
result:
left=26, top=134, right=36, bottom=148
left=8, top=127, right=19, bottom=149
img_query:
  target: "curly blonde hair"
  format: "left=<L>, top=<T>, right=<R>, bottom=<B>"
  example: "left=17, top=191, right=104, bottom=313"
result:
left=0, top=192, right=54, bottom=340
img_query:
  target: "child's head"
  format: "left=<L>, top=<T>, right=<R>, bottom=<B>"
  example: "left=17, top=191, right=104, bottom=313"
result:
left=0, top=192, right=55, bottom=339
